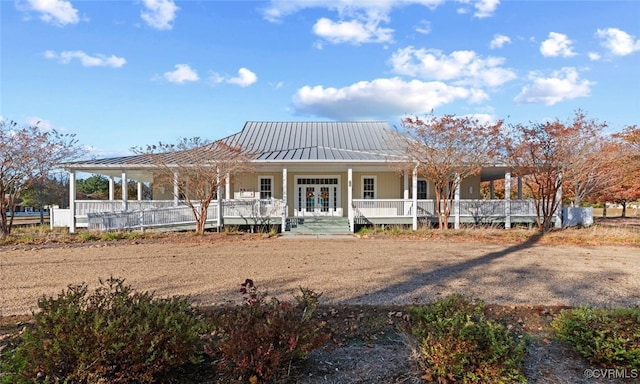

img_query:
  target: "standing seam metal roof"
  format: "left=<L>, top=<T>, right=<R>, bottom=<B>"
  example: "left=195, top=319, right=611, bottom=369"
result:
left=223, top=121, right=404, bottom=161
left=62, top=121, right=406, bottom=168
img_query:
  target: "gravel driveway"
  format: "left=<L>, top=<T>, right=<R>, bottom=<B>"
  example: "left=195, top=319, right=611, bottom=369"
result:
left=1, top=236, right=639, bottom=316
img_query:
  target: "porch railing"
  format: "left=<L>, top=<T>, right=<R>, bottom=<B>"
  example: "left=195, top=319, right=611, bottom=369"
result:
left=87, top=204, right=217, bottom=231
left=353, top=199, right=538, bottom=218
left=76, top=200, right=178, bottom=216
left=223, top=199, right=284, bottom=218
left=84, top=199, right=285, bottom=231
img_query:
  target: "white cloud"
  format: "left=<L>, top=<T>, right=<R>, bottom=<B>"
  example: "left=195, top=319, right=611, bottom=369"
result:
left=596, top=28, right=640, bottom=56
left=514, top=67, right=593, bottom=105
left=489, top=34, right=511, bottom=49
left=415, top=20, right=431, bottom=35
left=209, top=68, right=258, bottom=87
left=388, top=47, right=516, bottom=87
left=44, top=50, right=126, bottom=67
left=312, top=17, right=393, bottom=45
left=262, top=1, right=446, bottom=23
left=540, top=32, right=576, bottom=57
left=163, top=64, right=199, bottom=84
left=227, top=68, right=258, bottom=87
left=263, top=0, right=451, bottom=45
left=292, top=77, right=488, bottom=119
left=23, top=0, right=79, bottom=26
left=473, top=0, right=500, bottom=18
left=588, top=52, right=601, bottom=61
left=141, top=0, right=179, bottom=30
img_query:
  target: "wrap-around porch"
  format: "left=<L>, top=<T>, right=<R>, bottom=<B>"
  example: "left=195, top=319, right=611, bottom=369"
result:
left=55, top=166, right=550, bottom=233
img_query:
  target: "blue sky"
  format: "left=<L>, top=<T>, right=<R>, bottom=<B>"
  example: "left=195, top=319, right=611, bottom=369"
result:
left=2, top=0, right=639, bottom=158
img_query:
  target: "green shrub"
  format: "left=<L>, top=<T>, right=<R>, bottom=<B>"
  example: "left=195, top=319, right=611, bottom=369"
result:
left=552, top=306, right=640, bottom=369
left=205, top=279, right=329, bottom=382
left=407, top=294, right=527, bottom=384
left=76, top=230, right=99, bottom=242
left=1, top=277, right=204, bottom=383
left=100, top=231, right=126, bottom=241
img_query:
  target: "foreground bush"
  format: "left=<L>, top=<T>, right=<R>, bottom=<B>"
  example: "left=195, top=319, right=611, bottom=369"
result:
left=407, top=294, right=527, bottom=384
left=205, top=279, right=329, bottom=382
left=552, top=306, right=640, bottom=369
left=1, top=278, right=203, bottom=383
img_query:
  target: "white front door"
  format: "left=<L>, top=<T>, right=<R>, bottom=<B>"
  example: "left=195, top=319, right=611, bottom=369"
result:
left=295, top=177, right=341, bottom=216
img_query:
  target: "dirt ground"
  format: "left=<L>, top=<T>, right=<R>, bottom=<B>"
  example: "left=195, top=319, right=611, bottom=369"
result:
left=1, top=234, right=639, bottom=383
left=2, top=234, right=639, bottom=317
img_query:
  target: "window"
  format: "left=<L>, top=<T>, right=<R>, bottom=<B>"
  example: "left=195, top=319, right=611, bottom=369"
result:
left=259, top=177, right=272, bottom=199
left=362, top=176, right=376, bottom=199
left=417, top=180, right=428, bottom=199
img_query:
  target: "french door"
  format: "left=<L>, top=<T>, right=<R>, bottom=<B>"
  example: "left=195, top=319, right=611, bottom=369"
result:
left=296, top=177, right=340, bottom=216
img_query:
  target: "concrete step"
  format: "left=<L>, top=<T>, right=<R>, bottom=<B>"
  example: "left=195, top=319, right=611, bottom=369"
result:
left=286, top=217, right=350, bottom=234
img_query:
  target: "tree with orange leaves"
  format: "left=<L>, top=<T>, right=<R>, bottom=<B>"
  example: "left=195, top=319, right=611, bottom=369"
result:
left=504, top=110, right=610, bottom=231
left=398, top=113, right=503, bottom=230
left=598, top=125, right=640, bottom=217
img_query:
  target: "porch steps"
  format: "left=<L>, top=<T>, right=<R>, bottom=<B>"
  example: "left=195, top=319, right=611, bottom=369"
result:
left=285, top=217, right=350, bottom=235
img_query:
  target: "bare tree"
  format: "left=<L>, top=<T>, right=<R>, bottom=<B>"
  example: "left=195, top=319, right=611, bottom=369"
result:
left=132, top=138, right=253, bottom=234
left=0, top=120, right=82, bottom=237
left=398, top=114, right=503, bottom=229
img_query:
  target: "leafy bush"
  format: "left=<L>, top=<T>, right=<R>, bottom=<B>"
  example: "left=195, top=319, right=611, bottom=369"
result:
left=205, top=279, right=329, bottom=382
left=1, top=277, right=204, bottom=383
left=552, top=306, right=640, bottom=368
left=76, top=230, right=100, bottom=242
left=407, top=294, right=527, bottom=384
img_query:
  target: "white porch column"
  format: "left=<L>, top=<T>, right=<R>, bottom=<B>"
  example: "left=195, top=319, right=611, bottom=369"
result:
left=173, top=172, right=179, bottom=207
left=412, top=166, right=418, bottom=230
left=517, top=177, right=523, bottom=200
left=137, top=181, right=143, bottom=200
left=281, top=168, right=287, bottom=233
left=555, top=173, right=563, bottom=229
left=225, top=173, right=230, bottom=200
left=403, top=171, right=409, bottom=199
left=505, top=172, right=511, bottom=229
left=109, top=176, right=115, bottom=200
left=121, top=171, right=128, bottom=211
left=454, top=174, right=460, bottom=230
left=216, top=168, right=222, bottom=232
left=489, top=180, right=495, bottom=199
left=69, top=170, right=76, bottom=234
left=348, top=168, right=353, bottom=232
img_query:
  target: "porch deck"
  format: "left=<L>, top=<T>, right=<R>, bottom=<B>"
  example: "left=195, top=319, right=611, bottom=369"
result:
left=52, top=198, right=544, bottom=232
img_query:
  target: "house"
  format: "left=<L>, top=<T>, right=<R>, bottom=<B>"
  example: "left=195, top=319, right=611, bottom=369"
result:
left=56, top=121, right=546, bottom=234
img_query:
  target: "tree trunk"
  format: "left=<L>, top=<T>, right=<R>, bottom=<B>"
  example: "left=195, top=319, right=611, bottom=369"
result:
left=603, top=202, right=607, bottom=217
left=621, top=201, right=627, bottom=218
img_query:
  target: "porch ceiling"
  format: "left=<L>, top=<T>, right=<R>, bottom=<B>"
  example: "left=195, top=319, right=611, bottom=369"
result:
left=480, top=166, right=510, bottom=181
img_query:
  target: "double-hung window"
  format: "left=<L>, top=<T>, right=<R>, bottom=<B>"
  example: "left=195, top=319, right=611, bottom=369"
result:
left=259, top=177, right=273, bottom=199
left=362, top=176, right=376, bottom=199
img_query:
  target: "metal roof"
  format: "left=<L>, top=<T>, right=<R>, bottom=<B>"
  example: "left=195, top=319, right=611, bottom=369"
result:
left=62, top=121, right=406, bottom=172
left=223, top=121, right=405, bottom=161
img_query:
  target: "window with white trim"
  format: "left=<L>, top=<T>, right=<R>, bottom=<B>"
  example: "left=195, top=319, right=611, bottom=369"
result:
left=362, top=176, right=376, bottom=199
left=259, top=177, right=273, bottom=199
left=417, top=180, right=428, bottom=199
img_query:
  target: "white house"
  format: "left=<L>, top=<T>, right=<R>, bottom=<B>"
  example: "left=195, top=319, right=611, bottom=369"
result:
left=56, top=121, right=545, bottom=234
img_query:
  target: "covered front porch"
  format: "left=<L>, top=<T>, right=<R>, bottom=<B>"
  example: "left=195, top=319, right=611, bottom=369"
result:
left=55, top=165, right=549, bottom=233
